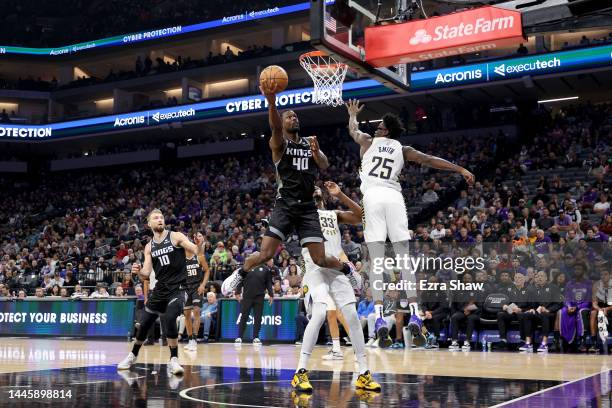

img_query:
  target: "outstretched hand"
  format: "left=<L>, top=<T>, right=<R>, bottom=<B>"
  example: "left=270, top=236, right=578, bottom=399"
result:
left=460, top=168, right=475, bottom=185
left=260, top=79, right=278, bottom=103
left=345, top=98, right=364, bottom=117
left=324, top=181, right=341, bottom=197
left=308, top=136, right=320, bottom=154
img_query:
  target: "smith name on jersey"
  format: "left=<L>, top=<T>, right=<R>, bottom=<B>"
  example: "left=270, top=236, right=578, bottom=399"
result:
left=360, top=138, right=404, bottom=194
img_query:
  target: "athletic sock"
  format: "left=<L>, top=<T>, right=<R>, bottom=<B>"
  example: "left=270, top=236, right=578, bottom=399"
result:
left=169, top=346, right=178, bottom=359
left=374, top=304, right=383, bottom=319
left=297, top=353, right=310, bottom=372
left=132, top=343, right=142, bottom=357
left=332, top=338, right=341, bottom=353
left=409, top=302, right=421, bottom=317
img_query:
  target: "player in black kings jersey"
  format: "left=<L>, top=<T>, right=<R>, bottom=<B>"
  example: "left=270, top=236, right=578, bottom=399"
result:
left=222, top=77, right=354, bottom=296
left=182, top=232, right=210, bottom=351
left=118, top=209, right=204, bottom=375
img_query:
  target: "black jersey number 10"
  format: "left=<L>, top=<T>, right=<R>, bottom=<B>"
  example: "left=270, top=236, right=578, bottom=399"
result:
left=368, top=157, right=394, bottom=180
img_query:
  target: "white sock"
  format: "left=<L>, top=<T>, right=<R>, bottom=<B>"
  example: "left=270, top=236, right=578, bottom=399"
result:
left=340, top=304, right=369, bottom=375
left=409, top=302, right=421, bottom=317
left=332, top=338, right=341, bottom=353
left=374, top=304, right=383, bottom=318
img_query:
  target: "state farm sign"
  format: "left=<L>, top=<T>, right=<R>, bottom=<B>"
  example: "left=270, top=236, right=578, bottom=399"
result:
left=365, top=6, right=525, bottom=67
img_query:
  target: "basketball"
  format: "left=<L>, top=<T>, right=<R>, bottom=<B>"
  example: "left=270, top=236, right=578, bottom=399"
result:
left=260, top=65, right=288, bottom=92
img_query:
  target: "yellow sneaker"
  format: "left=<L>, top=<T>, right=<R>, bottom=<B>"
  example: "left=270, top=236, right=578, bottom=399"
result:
left=291, top=390, right=312, bottom=407
left=355, top=370, right=381, bottom=392
left=355, top=389, right=380, bottom=402
left=291, top=368, right=313, bottom=392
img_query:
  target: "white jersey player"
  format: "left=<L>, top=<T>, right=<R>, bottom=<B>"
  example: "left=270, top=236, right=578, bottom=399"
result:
left=345, top=99, right=475, bottom=347
left=292, top=181, right=381, bottom=395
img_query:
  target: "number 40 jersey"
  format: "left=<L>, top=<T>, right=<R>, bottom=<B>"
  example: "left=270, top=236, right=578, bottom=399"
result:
left=359, top=137, right=404, bottom=194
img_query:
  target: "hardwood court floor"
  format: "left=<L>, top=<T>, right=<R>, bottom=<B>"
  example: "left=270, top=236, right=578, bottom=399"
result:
left=0, top=338, right=609, bottom=407
left=0, top=338, right=608, bottom=380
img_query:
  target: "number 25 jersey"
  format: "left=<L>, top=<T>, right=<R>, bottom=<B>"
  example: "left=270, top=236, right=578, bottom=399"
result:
left=359, top=137, right=404, bottom=194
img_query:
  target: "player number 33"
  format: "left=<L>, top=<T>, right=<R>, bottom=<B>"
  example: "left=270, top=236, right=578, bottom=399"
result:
left=9, top=389, right=72, bottom=399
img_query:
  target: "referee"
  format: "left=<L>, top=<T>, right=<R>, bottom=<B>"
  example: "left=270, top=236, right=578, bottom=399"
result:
left=235, top=262, right=274, bottom=345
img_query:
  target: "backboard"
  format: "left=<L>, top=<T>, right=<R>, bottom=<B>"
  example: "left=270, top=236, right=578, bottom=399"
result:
left=310, top=0, right=410, bottom=92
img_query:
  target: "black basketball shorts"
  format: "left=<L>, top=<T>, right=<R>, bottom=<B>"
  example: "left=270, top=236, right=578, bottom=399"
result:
left=145, top=285, right=186, bottom=316
left=184, top=285, right=203, bottom=310
left=265, top=199, right=324, bottom=246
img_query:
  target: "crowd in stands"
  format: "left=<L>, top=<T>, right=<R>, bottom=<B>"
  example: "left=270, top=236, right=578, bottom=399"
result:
left=0, top=0, right=300, bottom=48
left=0, top=102, right=609, bottom=352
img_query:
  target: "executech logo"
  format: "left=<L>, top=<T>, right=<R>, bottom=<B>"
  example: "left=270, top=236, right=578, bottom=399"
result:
left=152, top=108, right=196, bottom=123
left=493, top=57, right=561, bottom=77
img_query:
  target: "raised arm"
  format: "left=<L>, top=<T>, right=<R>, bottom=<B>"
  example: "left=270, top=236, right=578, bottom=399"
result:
left=324, top=181, right=362, bottom=225
left=172, top=231, right=204, bottom=256
left=308, top=136, right=329, bottom=170
left=345, top=99, right=372, bottom=157
left=260, top=80, right=285, bottom=161
left=403, top=146, right=475, bottom=185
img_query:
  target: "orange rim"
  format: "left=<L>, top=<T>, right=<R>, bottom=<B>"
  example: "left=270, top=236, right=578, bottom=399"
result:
left=299, top=50, right=347, bottom=70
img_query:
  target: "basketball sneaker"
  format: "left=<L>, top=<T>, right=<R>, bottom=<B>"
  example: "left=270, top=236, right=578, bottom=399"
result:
left=390, top=341, right=405, bottom=349
left=355, top=371, right=382, bottom=392
left=291, top=369, right=313, bottom=392
left=322, top=350, right=344, bottom=360
left=184, top=339, right=197, bottom=351
left=408, top=313, right=426, bottom=347
left=168, top=357, right=184, bottom=375
left=222, top=267, right=244, bottom=296
left=537, top=343, right=548, bottom=353
left=253, top=338, right=262, bottom=345
left=366, top=338, right=377, bottom=347
left=117, top=352, right=137, bottom=370
left=355, top=389, right=380, bottom=402
left=518, top=342, right=533, bottom=353
left=448, top=340, right=461, bottom=351
left=375, top=318, right=392, bottom=348
left=461, top=341, right=471, bottom=352
left=291, top=391, right=312, bottom=407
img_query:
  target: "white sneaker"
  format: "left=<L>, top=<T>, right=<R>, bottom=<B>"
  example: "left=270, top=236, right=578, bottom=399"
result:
left=117, top=352, right=137, bottom=370
left=185, top=339, right=197, bottom=351
left=448, top=341, right=460, bottom=351
left=221, top=268, right=244, bottom=296
left=366, top=338, right=376, bottom=347
left=235, top=338, right=242, bottom=348
left=343, top=336, right=352, bottom=346
left=461, top=341, right=471, bottom=352
left=322, top=350, right=344, bottom=360
left=253, top=338, right=262, bottom=345
left=168, top=357, right=184, bottom=375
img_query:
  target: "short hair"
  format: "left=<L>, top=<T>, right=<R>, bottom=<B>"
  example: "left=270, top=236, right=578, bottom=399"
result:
left=382, top=113, right=405, bottom=139
left=147, top=208, right=163, bottom=222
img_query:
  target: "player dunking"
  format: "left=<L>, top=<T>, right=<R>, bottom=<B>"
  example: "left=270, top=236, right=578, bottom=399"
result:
left=182, top=232, right=210, bottom=351
left=345, top=99, right=475, bottom=346
left=293, top=181, right=380, bottom=393
left=221, top=79, right=354, bottom=296
left=118, top=209, right=204, bottom=374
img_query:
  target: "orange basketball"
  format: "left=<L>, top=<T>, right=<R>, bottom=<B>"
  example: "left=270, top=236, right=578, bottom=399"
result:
left=260, top=65, right=288, bottom=92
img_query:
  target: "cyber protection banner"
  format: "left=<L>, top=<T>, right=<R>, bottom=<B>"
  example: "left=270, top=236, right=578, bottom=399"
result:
left=0, top=299, right=135, bottom=337
left=410, top=44, right=612, bottom=91
left=0, top=79, right=392, bottom=140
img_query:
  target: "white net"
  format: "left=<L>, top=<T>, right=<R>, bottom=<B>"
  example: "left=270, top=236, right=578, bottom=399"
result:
left=300, top=52, right=348, bottom=107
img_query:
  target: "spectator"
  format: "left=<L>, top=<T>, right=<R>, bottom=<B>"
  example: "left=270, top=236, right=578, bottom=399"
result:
left=517, top=43, right=528, bottom=55
left=200, top=292, right=218, bottom=342
left=90, top=283, right=110, bottom=298
left=34, top=287, right=45, bottom=298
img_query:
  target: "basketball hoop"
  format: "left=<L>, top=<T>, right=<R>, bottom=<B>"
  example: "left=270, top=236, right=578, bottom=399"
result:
left=299, top=51, right=348, bottom=107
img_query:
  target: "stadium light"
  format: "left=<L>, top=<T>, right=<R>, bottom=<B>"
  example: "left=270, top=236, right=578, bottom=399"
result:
left=537, top=96, right=579, bottom=104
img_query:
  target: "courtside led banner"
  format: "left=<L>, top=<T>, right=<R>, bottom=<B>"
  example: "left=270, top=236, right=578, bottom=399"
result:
left=410, top=44, right=612, bottom=91
left=0, top=79, right=391, bottom=140
left=0, top=299, right=135, bottom=337
left=218, top=299, right=299, bottom=342
left=0, top=3, right=313, bottom=56
left=365, top=6, right=525, bottom=66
